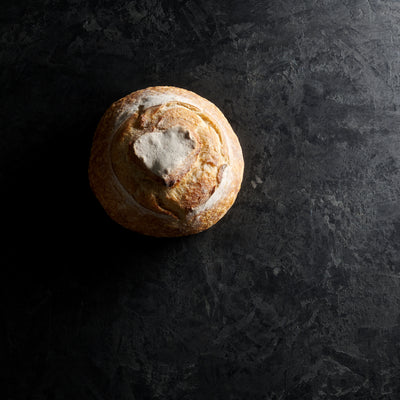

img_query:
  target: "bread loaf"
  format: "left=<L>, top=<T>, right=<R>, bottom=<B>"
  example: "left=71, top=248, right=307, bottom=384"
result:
left=88, top=86, right=244, bottom=237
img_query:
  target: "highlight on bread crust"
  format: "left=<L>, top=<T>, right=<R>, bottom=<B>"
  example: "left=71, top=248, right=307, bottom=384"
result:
left=88, top=86, right=244, bottom=237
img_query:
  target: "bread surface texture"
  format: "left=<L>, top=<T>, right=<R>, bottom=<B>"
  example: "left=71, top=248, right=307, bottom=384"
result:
left=88, top=86, right=244, bottom=237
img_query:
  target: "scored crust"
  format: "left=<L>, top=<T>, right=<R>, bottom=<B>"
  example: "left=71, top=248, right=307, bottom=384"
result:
left=88, top=86, right=244, bottom=237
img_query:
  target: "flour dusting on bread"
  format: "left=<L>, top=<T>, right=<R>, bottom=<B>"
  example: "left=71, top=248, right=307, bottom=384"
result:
left=133, top=127, right=196, bottom=179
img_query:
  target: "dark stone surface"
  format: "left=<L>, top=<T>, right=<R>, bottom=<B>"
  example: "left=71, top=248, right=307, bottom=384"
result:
left=2, top=0, right=400, bottom=398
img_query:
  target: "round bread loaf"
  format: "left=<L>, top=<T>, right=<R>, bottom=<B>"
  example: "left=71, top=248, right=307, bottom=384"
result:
left=88, top=86, right=244, bottom=237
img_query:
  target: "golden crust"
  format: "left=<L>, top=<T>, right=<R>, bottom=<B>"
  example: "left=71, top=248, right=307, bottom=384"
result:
left=88, top=86, right=244, bottom=237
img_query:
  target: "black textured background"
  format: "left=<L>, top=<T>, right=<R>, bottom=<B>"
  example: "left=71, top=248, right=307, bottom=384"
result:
left=2, top=0, right=400, bottom=399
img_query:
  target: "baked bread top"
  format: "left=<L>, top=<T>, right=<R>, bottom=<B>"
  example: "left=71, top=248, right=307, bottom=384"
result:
left=88, top=86, right=244, bottom=237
